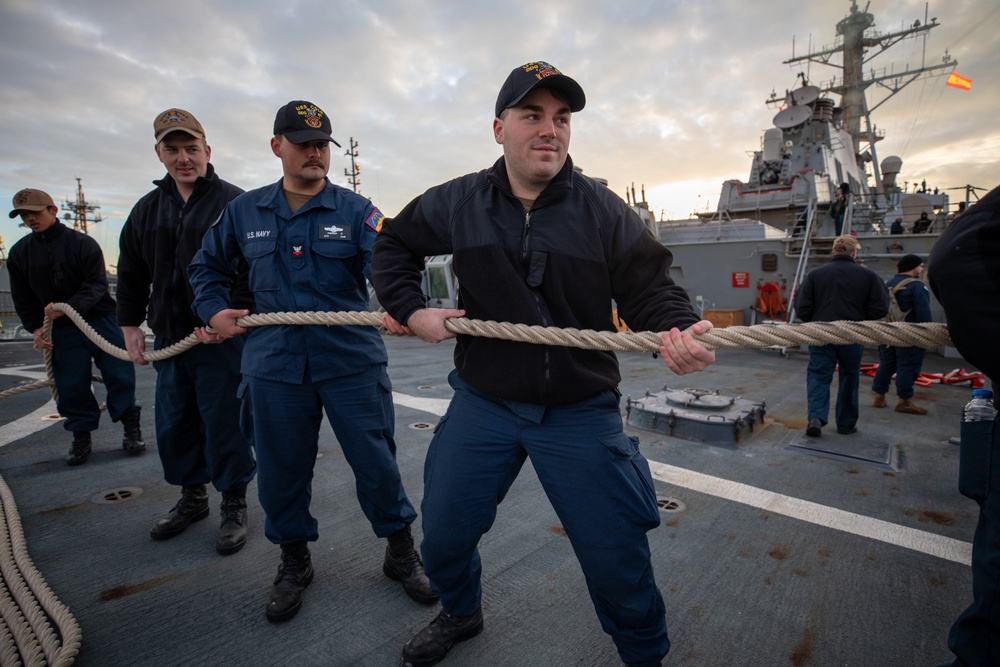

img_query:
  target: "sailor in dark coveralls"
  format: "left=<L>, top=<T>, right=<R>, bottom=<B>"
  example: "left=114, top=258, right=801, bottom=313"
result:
left=372, top=62, right=716, bottom=667
left=8, top=188, right=143, bottom=465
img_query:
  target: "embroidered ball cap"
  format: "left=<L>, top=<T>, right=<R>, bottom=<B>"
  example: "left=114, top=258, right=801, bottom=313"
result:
left=273, top=100, right=342, bottom=147
left=897, top=254, right=923, bottom=273
left=494, top=61, right=586, bottom=118
left=154, top=108, right=205, bottom=143
left=9, top=188, right=55, bottom=219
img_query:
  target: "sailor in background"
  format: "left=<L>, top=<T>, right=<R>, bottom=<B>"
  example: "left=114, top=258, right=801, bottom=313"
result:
left=7, top=188, right=143, bottom=465
left=829, top=182, right=851, bottom=236
left=793, top=235, right=889, bottom=437
left=373, top=61, right=715, bottom=667
left=913, top=211, right=933, bottom=233
left=872, top=254, right=932, bottom=415
left=929, top=183, right=1000, bottom=667
left=116, top=109, right=256, bottom=555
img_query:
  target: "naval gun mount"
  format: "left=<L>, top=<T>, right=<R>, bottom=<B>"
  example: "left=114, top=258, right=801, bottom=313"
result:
left=626, top=387, right=766, bottom=445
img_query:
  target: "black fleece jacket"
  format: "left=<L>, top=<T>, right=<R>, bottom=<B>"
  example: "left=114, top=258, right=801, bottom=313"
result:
left=8, top=221, right=116, bottom=332
left=929, top=184, right=1000, bottom=383
left=116, top=164, right=249, bottom=340
left=794, top=254, right=889, bottom=323
left=372, top=156, right=699, bottom=406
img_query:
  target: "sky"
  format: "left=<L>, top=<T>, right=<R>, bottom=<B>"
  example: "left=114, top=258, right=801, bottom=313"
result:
left=1, top=0, right=998, bottom=271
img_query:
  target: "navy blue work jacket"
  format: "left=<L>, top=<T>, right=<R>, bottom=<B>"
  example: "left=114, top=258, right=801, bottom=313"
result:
left=189, top=179, right=387, bottom=384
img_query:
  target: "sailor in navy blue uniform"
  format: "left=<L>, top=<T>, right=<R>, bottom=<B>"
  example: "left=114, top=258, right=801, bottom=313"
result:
left=189, top=100, right=434, bottom=624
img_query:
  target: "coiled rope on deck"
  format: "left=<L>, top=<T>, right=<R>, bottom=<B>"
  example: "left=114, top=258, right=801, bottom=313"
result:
left=0, top=472, right=82, bottom=667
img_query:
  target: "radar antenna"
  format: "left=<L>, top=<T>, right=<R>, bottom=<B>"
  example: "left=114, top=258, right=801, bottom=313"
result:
left=61, top=178, right=102, bottom=235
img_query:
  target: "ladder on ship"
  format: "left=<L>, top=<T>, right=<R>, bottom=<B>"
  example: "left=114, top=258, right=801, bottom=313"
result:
left=786, top=199, right=821, bottom=323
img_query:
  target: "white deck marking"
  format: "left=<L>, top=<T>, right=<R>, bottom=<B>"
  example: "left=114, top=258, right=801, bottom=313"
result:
left=392, top=392, right=973, bottom=566
left=3, top=384, right=973, bottom=565
left=392, top=392, right=450, bottom=417
left=0, top=365, right=61, bottom=447
left=0, top=364, right=48, bottom=381
left=0, top=400, right=60, bottom=447
left=648, top=460, right=973, bottom=566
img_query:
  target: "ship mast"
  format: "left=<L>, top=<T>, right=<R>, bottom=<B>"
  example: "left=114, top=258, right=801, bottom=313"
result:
left=785, top=1, right=956, bottom=166
left=344, top=137, right=361, bottom=194
left=61, top=177, right=102, bottom=235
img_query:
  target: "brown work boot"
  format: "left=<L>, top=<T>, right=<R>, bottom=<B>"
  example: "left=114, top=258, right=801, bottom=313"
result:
left=895, top=398, right=928, bottom=415
left=872, top=393, right=887, bottom=408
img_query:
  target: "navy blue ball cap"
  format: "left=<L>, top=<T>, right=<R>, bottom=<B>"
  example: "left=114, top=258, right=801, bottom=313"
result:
left=273, top=100, right=342, bottom=147
left=494, top=61, right=585, bottom=118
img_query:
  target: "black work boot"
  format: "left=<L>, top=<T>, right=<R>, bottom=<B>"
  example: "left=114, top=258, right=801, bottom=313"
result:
left=266, top=542, right=314, bottom=623
left=401, top=607, right=484, bottom=667
left=120, top=406, right=146, bottom=454
left=65, top=431, right=92, bottom=466
left=384, top=525, right=438, bottom=604
left=216, top=485, right=249, bottom=555
left=150, top=484, right=210, bottom=540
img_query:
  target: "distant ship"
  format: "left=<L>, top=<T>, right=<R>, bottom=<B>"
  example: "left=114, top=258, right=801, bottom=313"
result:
left=625, top=1, right=977, bottom=329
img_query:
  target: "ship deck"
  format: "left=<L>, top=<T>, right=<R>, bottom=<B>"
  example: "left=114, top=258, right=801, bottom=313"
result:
left=0, top=334, right=977, bottom=666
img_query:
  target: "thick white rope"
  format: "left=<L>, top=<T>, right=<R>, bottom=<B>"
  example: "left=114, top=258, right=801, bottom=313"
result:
left=0, top=302, right=954, bottom=667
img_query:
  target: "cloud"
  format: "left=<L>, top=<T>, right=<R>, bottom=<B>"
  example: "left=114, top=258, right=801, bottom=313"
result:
left=1, top=0, right=998, bottom=270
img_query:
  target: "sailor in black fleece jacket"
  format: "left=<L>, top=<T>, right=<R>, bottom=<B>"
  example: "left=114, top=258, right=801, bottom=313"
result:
left=8, top=188, right=141, bottom=465
left=371, top=61, right=714, bottom=667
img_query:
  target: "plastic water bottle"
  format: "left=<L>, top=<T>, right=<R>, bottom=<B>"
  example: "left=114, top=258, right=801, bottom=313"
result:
left=963, top=389, right=998, bottom=422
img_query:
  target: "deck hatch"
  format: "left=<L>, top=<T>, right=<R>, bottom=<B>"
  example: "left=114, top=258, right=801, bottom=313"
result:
left=626, top=387, right=766, bottom=445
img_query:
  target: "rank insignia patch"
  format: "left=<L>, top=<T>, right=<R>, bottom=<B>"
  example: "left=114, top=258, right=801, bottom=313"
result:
left=291, top=243, right=304, bottom=257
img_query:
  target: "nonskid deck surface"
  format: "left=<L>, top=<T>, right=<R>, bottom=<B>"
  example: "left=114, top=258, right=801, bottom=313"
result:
left=0, top=336, right=975, bottom=666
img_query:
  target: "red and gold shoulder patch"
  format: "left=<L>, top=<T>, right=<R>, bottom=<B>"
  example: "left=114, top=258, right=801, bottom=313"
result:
left=365, top=207, right=385, bottom=232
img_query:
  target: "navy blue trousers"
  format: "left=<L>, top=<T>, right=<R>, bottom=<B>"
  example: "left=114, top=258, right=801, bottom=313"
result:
left=245, top=365, right=416, bottom=544
left=948, top=413, right=1000, bottom=666
left=807, top=343, right=864, bottom=432
left=872, top=344, right=926, bottom=399
left=50, top=314, right=136, bottom=433
left=152, top=337, right=255, bottom=493
left=420, top=371, right=669, bottom=667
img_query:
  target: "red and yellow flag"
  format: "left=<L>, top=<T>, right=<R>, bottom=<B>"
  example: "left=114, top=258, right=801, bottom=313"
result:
left=946, top=72, right=972, bottom=91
